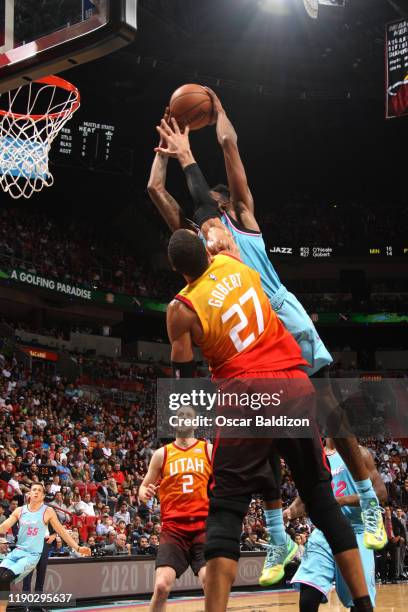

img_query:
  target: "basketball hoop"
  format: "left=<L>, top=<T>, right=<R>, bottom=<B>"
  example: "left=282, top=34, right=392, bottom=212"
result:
left=0, top=75, right=80, bottom=199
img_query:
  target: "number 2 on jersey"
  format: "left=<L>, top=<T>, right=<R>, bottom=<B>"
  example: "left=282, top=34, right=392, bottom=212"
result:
left=332, top=480, right=347, bottom=497
left=221, top=287, right=265, bottom=352
left=182, top=474, right=194, bottom=494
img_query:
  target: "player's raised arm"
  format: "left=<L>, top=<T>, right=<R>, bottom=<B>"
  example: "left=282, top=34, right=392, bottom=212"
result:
left=205, top=88, right=255, bottom=217
left=156, top=119, right=220, bottom=224
left=45, top=508, right=91, bottom=556
left=0, top=507, right=21, bottom=534
left=156, top=120, right=240, bottom=257
left=139, top=447, right=164, bottom=504
left=147, top=109, right=190, bottom=232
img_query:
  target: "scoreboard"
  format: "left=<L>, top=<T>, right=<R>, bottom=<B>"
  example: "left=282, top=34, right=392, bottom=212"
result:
left=51, top=119, right=133, bottom=174
left=269, top=246, right=408, bottom=258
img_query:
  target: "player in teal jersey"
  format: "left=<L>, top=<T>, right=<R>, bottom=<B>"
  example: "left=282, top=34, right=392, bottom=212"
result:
left=149, top=110, right=330, bottom=376
left=0, top=483, right=90, bottom=612
left=148, top=99, right=385, bottom=595
left=287, top=439, right=387, bottom=610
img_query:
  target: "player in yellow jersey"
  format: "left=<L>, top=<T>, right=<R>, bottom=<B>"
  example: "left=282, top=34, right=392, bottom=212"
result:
left=139, top=406, right=212, bottom=612
left=166, top=229, right=374, bottom=612
left=149, top=108, right=386, bottom=584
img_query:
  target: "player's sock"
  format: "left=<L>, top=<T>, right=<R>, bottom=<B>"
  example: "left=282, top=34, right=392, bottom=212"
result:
left=355, top=479, right=379, bottom=510
left=264, top=509, right=287, bottom=545
left=352, top=595, right=373, bottom=611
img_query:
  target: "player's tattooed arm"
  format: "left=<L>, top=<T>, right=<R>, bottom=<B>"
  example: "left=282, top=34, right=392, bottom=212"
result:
left=147, top=110, right=190, bottom=232
left=45, top=508, right=91, bottom=556
left=0, top=507, right=21, bottom=534
left=147, top=154, right=190, bottom=232
left=139, top=448, right=164, bottom=504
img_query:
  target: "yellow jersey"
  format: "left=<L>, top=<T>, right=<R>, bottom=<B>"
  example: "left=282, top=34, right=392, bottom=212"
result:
left=160, top=440, right=211, bottom=527
left=176, top=253, right=307, bottom=378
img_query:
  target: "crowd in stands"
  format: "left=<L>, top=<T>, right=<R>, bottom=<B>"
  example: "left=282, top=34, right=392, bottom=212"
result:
left=80, top=359, right=158, bottom=386
left=1, top=205, right=407, bottom=310
left=297, top=292, right=408, bottom=314
left=0, top=207, right=180, bottom=300
left=0, top=346, right=158, bottom=557
left=0, top=341, right=407, bottom=583
left=259, top=198, right=408, bottom=249
left=4, top=319, right=102, bottom=341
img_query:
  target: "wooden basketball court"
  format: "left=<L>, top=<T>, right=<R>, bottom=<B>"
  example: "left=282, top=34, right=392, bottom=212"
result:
left=70, top=583, right=407, bottom=611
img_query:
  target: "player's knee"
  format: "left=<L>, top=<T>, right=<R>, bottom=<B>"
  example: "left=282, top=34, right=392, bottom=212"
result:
left=0, top=568, right=16, bottom=592
left=205, top=496, right=249, bottom=562
left=154, top=577, right=173, bottom=601
left=299, top=584, right=322, bottom=612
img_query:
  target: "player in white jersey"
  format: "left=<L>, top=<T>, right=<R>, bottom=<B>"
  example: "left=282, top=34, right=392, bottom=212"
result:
left=0, top=483, right=90, bottom=612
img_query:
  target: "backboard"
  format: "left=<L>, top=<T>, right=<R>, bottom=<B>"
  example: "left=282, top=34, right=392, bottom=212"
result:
left=0, top=1, right=137, bottom=93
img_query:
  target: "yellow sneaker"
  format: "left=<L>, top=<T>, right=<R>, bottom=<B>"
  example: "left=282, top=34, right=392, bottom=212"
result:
left=259, top=536, right=298, bottom=586
left=362, top=500, right=387, bottom=550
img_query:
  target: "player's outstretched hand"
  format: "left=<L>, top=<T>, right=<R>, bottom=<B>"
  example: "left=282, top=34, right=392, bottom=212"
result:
left=139, top=483, right=157, bottom=504
left=204, top=87, right=224, bottom=125
left=155, top=118, right=191, bottom=159
left=282, top=508, right=292, bottom=523
left=157, top=107, right=170, bottom=150
left=78, top=546, right=92, bottom=557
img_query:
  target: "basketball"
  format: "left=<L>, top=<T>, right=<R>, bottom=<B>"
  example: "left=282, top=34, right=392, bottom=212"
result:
left=169, top=84, right=213, bottom=131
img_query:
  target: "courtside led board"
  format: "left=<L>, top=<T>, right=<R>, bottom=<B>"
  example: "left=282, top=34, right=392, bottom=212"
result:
left=0, top=0, right=137, bottom=93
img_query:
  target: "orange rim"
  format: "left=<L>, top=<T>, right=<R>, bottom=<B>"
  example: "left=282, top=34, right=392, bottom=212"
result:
left=0, top=75, right=80, bottom=121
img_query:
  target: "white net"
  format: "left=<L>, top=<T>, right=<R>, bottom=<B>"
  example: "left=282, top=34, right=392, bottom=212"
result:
left=0, top=76, right=80, bottom=199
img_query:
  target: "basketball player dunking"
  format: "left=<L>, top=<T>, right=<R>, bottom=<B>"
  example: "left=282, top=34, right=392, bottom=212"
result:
left=139, top=407, right=212, bottom=612
left=149, top=97, right=386, bottom=585
left=165, top=229, right=373, bottom=612
left=0, top=483, right=90, bottom=612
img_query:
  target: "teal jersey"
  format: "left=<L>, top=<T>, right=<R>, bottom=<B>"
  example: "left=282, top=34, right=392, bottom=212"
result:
left=16, top=505, right=48, bottom=554
left=219, top=212, right=332, bottom=374
left=220, top=213, right=286, bottom=309
left=327, top=451, right=363, bottom=533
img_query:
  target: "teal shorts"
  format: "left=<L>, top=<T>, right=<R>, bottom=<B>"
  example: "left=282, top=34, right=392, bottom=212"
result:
left=291, top=528, right=376, bottom=608
left=1, top=548, right=41, bottom=583
left=275, top=289, right=333, bottom=376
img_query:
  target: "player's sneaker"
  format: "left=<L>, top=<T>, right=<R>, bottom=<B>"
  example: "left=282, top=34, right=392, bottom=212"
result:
left=361, top=500, right=387, bottom=550
left=259, top=535, right=298, bottom=586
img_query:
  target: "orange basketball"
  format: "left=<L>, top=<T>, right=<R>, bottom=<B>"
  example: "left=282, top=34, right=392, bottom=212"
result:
left=169, top=84, right=213, bottom=131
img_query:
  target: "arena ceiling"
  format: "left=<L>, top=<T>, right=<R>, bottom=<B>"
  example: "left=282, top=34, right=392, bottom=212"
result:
left=5, top=1, right=405, bottom=233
